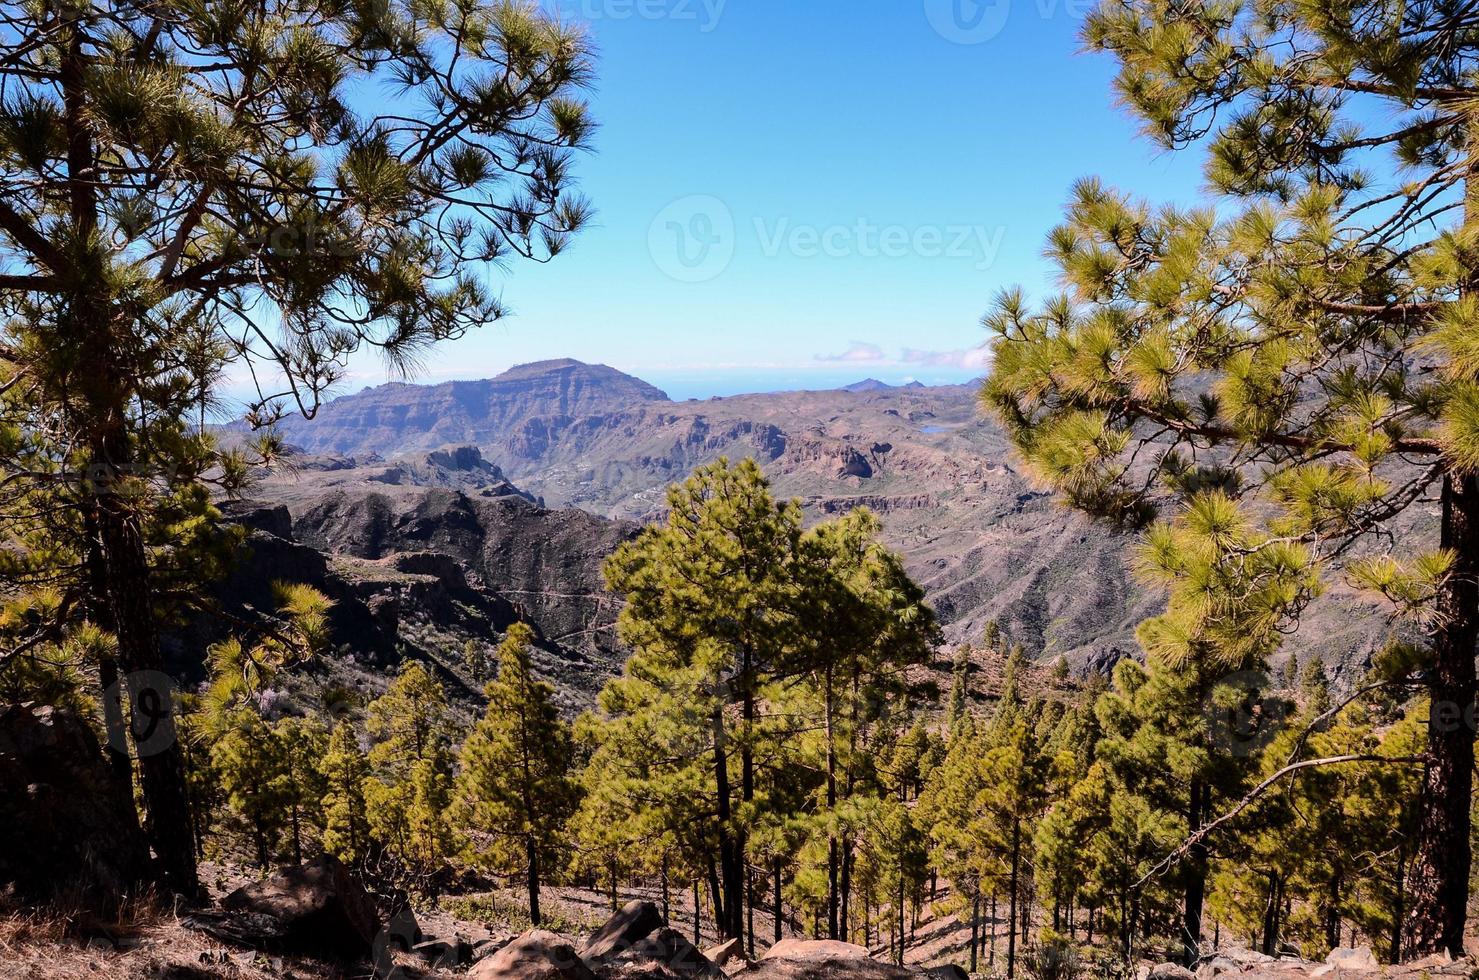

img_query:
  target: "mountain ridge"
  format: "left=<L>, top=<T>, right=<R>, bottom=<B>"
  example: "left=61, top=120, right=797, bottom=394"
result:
left=249, top=359, right=1405, bottom=682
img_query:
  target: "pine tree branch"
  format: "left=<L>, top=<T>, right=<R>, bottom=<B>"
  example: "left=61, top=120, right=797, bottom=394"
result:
left=1133, top=752, right=1424, bottom=890
left=0, top=201, right=62, bottom=272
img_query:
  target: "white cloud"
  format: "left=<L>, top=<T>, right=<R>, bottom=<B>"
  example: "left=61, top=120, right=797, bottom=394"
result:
left=816, top=341, right=887, bottom=363
left=900, top=345, right=991, bottom=371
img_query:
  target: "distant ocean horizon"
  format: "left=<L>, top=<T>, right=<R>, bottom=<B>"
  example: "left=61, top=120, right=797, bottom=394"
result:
left=628, top=367, right=982, bottom=401
left=216, top=362, right=986, bottom=413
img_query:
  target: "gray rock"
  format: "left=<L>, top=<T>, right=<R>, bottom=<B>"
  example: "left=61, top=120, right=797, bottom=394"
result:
left=471, top=930, right=598, bottom=980
left=1148, top=964, right=1198, bottom=980
left=583, top=900, right=666, bottom=961
left=1324, top=947, right=1379, bottom=972
left=610, top=927, right=721, bottom=977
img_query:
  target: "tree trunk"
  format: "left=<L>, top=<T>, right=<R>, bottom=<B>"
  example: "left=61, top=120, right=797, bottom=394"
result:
left=706, top=854, right=726, bottom=936
left=694, top=878, right=703, bottom=946
left=825, top=667, right=839, bottom=939
left=970, top=892, right=980, bottom=974
left=712, top=705, right=740, bottom=939
left=1008, top=817, right=1020, bottom=979
left=1392, top=851, right=1406, bottom=964
left=1406, top=476, right=1479, bottom=958
left=773, top=857, right=783, bottom=944
left=1183, top=778, right=1208, bottom=965
left=747, top=868, right=755, bottom=958
left=527, top=837, right=542, bottom=927
left=60, top=15, right=197, bottom=898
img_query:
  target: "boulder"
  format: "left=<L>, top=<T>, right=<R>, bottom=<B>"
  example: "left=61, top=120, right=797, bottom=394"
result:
left=470, top=930, right=598, bottom=980
left=746, top=938, right=918, bottom=979
left=1198, top=950, right=1277, bottom=980
left=219, top=855, right=379, bottom=959
left=609, top=927, right=721, bottom=978
left=704, top=938, right=746, bottom=969
left=0, top=702, right=148, bottom=907
left=1324, top=948, right=1379, bottom=972
left=583, top=900, right=666, bottom=960
left=761, top=939, right=873, bottom=962
left=923, top=967, right=970, bottom=980
left=1148, top=965, right=1198, bottom=980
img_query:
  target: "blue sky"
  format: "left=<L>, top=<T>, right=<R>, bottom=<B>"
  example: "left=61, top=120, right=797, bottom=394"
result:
left=332, top=0, right=1212, bottom=401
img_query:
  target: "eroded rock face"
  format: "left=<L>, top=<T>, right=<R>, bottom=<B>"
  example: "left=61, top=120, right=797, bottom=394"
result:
left=218, top=856, right=379, bottom=959
left=0, top=702, right=147, bottom=907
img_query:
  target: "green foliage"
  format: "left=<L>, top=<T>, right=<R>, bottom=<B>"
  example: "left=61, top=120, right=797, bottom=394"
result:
left=364, top=662, right=459, bottom=896
left=452, top=624, right=579, bottom=923
left=319, top=721, right=371, bottom=865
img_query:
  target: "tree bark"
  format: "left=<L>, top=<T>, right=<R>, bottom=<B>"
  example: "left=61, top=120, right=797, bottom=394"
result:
left=1183, top=778, right=1208, bottom=964
left=825, top=666, right=839, bottom=939
left=527, top=837, right=542, bottom=927
left=1008, top=818, right=1020, bottom=979
left=712, top=704, right=739, bottom=939
left=773, top=857, right=783, bottom=944
left=1405, top=473, right=1479, bottom=958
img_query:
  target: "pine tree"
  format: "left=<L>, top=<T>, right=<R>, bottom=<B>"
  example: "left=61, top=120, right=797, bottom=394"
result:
left=602, top=458, right=804, bottom=939
left=0, top=0, right=593, bottom=896
left=983, top=0, right=1479, bottom=955
left=946, top=645, right=972, bottom=731
left=212, top=712, right=289, bottom=868
left=275, top=716, right=329, bottom=865
left=320, top=721, right=371, bottom=865
left=453, top=624, right=579, bottom=927
left=364, top=662, right=458, bottom=896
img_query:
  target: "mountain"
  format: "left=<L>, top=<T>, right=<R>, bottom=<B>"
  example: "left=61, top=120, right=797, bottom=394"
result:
left=841, top=378, right=926, bottom=392
left=249, top=359, right=1405, bottom=683
left=266, top=359, right=669, bottom=456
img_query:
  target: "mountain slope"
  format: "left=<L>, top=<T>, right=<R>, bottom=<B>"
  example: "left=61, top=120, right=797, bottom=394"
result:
left=249, top=360, right=1408, bottom=679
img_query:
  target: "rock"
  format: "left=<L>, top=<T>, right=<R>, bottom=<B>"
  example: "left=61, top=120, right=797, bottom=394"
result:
left=704, top=938, right=746, bottom=968
left=0, top=702, right=148, bottom=907
left=1324, top=948, right=1379, bottom=972
left=1148, top=964, right=1198, bottom=980
left=762, top=939, right=873, bottom=962
left=472, top=937, right=516, bottom=963
left=608, top=927, right=721, bottom=978
left=583, top=900, right=666, bottom=960
left=219, top=855, right=379, bottom=958
left=470, top=930, right=598, bottom=980
left=745, top=937, right=915, bottom=978
left=923, top=967, right=970, bottom=980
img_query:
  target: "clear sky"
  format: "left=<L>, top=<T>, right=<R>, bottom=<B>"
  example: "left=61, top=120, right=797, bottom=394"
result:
left=329, top=0, right=1213, bottom=401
